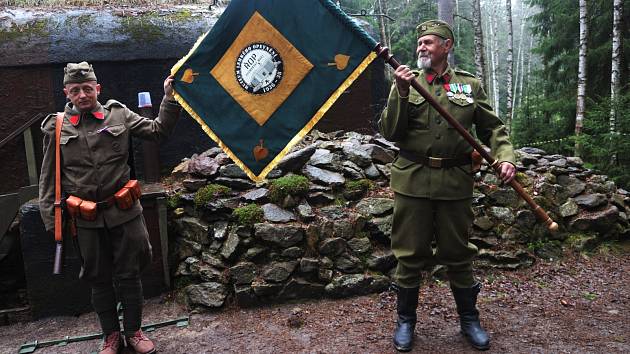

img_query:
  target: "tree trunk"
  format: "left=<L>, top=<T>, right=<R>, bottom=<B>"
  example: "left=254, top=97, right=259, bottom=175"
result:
left=505, top=0, right=514, bottom=133
left=473, top=0, right=486, bottom=88
left=490, top=15, right=500, bottom=115
left=609, top=0, right=622, bottom=164
left=438, top=0, right=456, bottom=66
left=376, top=0, right=391, bottom=81
left=575, top=0, right=588, bottom=157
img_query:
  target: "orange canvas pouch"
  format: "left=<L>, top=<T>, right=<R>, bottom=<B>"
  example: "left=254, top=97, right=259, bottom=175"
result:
left=79, top=200, right=97, bottom=221
left=114, top=187, right=134, bottom=210
left=124, top=180, right=142, bottom=200
left=65, top=195, right=83, bottom=218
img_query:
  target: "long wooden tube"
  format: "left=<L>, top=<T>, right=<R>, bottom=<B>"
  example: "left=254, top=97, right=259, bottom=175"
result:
left=375, top=44, right=558, bottom=232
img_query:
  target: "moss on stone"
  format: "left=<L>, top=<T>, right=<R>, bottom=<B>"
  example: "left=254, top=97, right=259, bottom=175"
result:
left=269, top=175, right=309, bottom=204
left=345, top=179, right=373, bottom=193
left=167, top=192, right=182, bottom=209
left=0, top=20, right=49, bottom=42
left=194, top=184, right=231, bottom=208
left=116, top=13, right=164, bottom=42
left=232, top=204, right=264, bottom=226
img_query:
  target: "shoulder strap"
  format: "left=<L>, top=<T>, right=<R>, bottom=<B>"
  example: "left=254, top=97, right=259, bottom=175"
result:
left=54, top=113, right=63, bottom=242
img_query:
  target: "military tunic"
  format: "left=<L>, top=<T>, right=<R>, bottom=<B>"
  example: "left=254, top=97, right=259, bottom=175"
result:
left=378, top=66, right=515, bottom=288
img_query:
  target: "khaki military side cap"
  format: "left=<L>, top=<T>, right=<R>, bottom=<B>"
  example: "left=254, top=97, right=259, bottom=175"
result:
left=417, top=20, right=454, bottom=42
left=63, top=62, right=97, bottom=85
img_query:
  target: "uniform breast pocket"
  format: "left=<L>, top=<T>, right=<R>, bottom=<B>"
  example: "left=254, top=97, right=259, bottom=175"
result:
left=447, top=98, right=474, bottom=130
left=99, top=124, right=128, bottom=164
left=407, top=92, right=429, bottom=131
left=59, top=134, right=82, bottom=166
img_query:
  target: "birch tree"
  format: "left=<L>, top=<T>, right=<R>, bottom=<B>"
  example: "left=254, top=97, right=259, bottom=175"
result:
left=575, top=0, right=588, bottom=157
left=472, top=0, right=486, bottom=87
left=609, top=0, right=622, bottom=164
left=438, top=0, right=455, bottom=66
left=505, top=0, right=514, bottom=132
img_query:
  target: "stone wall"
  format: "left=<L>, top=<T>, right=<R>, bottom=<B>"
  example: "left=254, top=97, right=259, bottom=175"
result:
left=167, top=131, right=629, bottom=309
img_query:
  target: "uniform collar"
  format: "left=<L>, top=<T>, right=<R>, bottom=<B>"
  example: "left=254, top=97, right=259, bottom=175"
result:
left=425, top=65, right=453, bottom=84
left=64, top=102, right=105, bottom=126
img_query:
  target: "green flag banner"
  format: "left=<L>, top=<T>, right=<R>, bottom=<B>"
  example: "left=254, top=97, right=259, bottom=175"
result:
left=171, top=0, right=378, bottom=182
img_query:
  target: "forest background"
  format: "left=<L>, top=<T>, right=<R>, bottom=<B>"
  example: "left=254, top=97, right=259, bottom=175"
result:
left=4, top=0, right=629, bottom=189
left=342, top=0, right=630, bottom=189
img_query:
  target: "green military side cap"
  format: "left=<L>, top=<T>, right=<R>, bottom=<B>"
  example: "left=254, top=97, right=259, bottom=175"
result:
left=63, top=61, right=97, bottom=85
left=416, top=20, right=454, bottom=42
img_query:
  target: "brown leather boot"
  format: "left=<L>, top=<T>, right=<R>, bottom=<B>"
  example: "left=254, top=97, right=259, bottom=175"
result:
left=126, top=330, right=156, bottom=354
left=99, top=331, right=122, bottom=354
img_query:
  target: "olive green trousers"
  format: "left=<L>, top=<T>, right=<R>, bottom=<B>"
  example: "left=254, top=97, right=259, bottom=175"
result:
left=391, top=193, right=478, bottom=289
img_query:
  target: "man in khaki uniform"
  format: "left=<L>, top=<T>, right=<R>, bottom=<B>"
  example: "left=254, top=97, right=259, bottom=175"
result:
left=379, top=20, right=516, bottom=352
left=38, top=62, right=181, bottom=354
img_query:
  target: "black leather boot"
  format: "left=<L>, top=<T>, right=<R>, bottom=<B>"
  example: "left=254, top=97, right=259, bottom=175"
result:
left=392, top=285, right=419, bottom=352
left=451, top=282, right=490, bottom=350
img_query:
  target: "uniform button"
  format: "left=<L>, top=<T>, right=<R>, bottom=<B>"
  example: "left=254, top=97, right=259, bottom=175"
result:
left=435, top=134, right=441, bottom=140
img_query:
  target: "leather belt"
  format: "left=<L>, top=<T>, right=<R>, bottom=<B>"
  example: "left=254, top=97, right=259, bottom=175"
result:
left=398, top=150, right=472, bottom=168
left=96, top=196, right=116, bottom=210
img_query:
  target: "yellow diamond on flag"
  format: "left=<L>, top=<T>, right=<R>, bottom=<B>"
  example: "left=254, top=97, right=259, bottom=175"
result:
left=210, top=11, right=314, bottom=126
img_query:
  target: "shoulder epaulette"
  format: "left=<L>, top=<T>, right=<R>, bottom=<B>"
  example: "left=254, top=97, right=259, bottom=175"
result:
left=454, top=68, right=477, bottom=78
left=41, top=113, right=58, bottom=135
left=103, top=99, right=126, bottom=110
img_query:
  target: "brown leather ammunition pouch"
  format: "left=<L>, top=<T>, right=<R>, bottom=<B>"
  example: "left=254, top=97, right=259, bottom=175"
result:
left=65, top=195, right=83, bottom=218
left=79, top=200, right=97, bottom=221
left=114, top=180, right=142, bottom=210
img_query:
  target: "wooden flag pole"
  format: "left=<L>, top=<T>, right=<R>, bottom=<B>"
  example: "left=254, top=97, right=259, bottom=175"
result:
left=375, top=44, right=558, bottom=232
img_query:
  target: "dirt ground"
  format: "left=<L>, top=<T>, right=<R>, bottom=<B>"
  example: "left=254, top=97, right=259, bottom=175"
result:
left=2, top=242, right=629, bottom=354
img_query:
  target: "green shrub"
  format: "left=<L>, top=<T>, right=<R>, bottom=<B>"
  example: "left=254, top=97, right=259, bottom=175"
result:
left=167, top=192, right=181, bottom=209
left=232, top=204, right=264, bottom=226
left=269, top=175, right=309, bottom=204
left=194, top=184, right=231, bottom=208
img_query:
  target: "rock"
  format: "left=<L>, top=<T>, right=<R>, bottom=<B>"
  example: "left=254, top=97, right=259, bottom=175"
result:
left=263, top=261, right=298, bottom=283
left=188, top=155, right=220, bottom=177
left=324, top=274, right=389, bottom=298
left=342, top=145, right=372, bottom=167
left=487, top=187, right=520, bottom=207
left=550, top=158, right=567, bottom=167
left=242, top=188, right=270, bottom=203
left=490, top=207, right=515, bottom=225
left=334, top=253, right=362, bottom=273
left=214, top=152, right=232, bottom=165
left=214, top=177, right=255, bottom=190
left=201, top=252, right=227, bottom=269
left=362, top=144, right=395, bottom=164
left=560, top=199, right=579, bottom=218
left=183, top=178, right=207, bottom=192
left=566, top=234, right=599, bottom=251
left=212, top=221, right=229, bottom=241
left=171, top=159, right=190, bottom=178
left=197, top=265, right=225, bottom=283
left=366, top=250, right=396, bottom=272
left=277, top=145, right=317, bottom=172
left=376, top=164, right=391, bottom=179
left=281, top=247, right=304, bottom=259
left=518, top=152, right=539, bottom=166
left=366, top=215, right=393, bottom=245
left=342, top=161, right=365, bottom=179
left=252, top=280, right=284, bottom=297
left=569, top=205, right=620, bottom=233
left=174, top=217, right=211, bottom=245
left=514, top=210, right=536, bottom=230
left=319, top=237, right=347, bottom=257
left=473, top=216, right=494, bottom=231
left=557, top=175, right=586, bottom=197
left=573, top=193, right=607, bottom=209
left=320, top=205, right=346, bottom=220
left=296, top=201, right=315, bottom=222
left=566, top=156, right=584, bottom=167
left=519, top=147, right=546, bottom=155
left=363, top=163, right=381, bottom=179
left=254, top=224, right=304, bottom=248
left=279, top=278, right=325, bottom=300
left=308, top=149, right=341, bottom=170
left=299, top=258, right=319, bottom=273
left=333, top=220, right=355, bottom=240
left=185, top=282, right=227, bottom=308
left=303, top=165, right=345, bottom=186
left=219, top=229, right=240, bottom=261
left=318, top=269, right=333, bottom=282
left=262, top=203, right=296, bottom=223
left=477, top=249, right=535, bottom=269
left=229, top=262, right=257, bottom=285
left=347, top=237, right=372, bottom=254
left=371, top=136, right=399, bottom=152
left=243, top=246, right=267, bottom=261
left=175, top=238, right=202, bottom=260
left=306, top=192, right=335, bottom=206
left=356, top=198, right=394, bottom=217
left=219, top=164, right=248, bottom=179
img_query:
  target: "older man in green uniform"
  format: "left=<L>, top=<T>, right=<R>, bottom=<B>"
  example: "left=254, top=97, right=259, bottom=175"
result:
left=38, top=62, right=181, bottom=354
left=379, top=20, right=516, bottom=351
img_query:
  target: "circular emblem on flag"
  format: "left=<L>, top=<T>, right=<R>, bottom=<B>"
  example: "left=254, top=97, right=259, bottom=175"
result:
left=235, top=43, right=284, bottom=94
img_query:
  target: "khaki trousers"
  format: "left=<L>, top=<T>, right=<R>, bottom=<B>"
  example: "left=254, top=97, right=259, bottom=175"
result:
left=391, top=193, right=478, bottom=288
